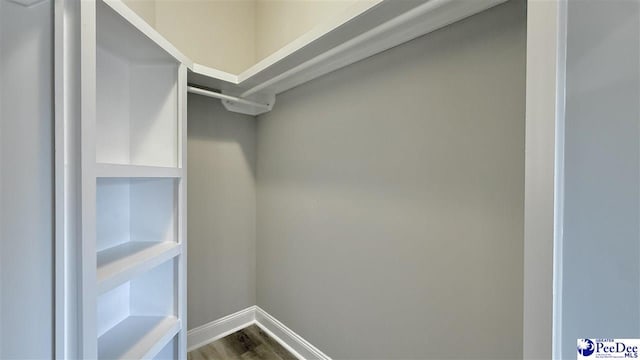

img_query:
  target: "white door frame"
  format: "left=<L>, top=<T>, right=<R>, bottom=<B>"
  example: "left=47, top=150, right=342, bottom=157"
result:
left=523, top=0, right=567, bottom=359
left=54, top=0, right=82, bottom=358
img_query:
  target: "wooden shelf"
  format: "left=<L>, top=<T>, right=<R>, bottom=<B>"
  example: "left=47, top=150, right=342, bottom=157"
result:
left=98, top=316, right=181, bottom=360
left=96, top=163, right=182, bottom=178
left=97, top=241, right=180, bottom=294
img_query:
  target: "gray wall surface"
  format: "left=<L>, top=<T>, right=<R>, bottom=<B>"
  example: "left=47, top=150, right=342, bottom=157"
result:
left=0, top=0, right=54, bottom=358
left=561, top=1, right=640, bottom=358
left=187, top=94, right=257, bottom=330
left=255, top=1, right=526, bottom=358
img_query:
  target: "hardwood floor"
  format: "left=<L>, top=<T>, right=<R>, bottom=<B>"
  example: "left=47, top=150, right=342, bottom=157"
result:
left=187, top=325, right=297, bottom=360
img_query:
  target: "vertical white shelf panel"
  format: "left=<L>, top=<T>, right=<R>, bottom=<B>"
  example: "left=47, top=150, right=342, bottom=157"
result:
left=80, top=0, right=188, bottom=359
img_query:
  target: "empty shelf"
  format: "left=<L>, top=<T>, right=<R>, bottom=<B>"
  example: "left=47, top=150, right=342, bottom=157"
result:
left=96, top=163, right=182, bottom=178
left=98, top=316, right=180, bottom=360
left=97, top=242, right=180, bottom=294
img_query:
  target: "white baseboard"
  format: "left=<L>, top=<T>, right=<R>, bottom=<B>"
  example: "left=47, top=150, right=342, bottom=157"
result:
left=186, top=306, right=331, bottom=360
left=254, top=306, right=331, bottom=360
left=186, top=306, right=255, bottom=352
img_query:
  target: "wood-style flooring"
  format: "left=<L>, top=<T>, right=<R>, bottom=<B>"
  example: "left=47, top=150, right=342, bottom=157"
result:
left=187, top=325, right=297, bottom=360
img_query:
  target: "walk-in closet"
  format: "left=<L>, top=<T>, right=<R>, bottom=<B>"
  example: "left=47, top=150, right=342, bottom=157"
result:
left=2, top=0, right=638, bottom=359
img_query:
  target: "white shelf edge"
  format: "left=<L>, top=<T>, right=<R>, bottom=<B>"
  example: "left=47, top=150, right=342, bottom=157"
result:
left=95, top=163, right=182, bottom=178
left=188, top=0, right=507, bottom=108
left=98, top=316, right=181, bottom=360
left=101, top=0, right=193, bottom=68
left=97, top=242, right=181, bottom=294
left=238, top=0, right=508, bottom=98
left=192, top=63, right=238, bottom=85
left=142, top=317, right=181, bottom=360
left=237, top=0, right=384, bottom=83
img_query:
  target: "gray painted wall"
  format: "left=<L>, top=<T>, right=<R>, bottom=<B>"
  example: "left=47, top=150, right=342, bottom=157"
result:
left=255, top=1, right=526, bottom=358
left=187, top=94, right=257, bottom=330
left=561, top=1, right=640, bottom=358
left=0, top=0, right=53, bottom=358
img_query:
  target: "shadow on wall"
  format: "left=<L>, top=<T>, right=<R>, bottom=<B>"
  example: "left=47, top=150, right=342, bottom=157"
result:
left=187, top=94, right=256, bottom=178
left=185, top=93, right=257, bottom=330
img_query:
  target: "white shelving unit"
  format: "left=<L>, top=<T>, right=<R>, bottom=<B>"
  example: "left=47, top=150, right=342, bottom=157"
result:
left=79, top=0, right=188, bottom=358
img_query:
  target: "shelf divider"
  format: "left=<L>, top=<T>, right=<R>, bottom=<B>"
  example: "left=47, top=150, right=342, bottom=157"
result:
left=98, top=316, right=181, bottom=360
left=97, top=241, right=180, bottom=294
left=95, top=163, right=182, bottom=178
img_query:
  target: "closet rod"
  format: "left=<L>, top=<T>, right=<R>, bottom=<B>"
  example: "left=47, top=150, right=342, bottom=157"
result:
left=187, top=86, right=270, bottom=110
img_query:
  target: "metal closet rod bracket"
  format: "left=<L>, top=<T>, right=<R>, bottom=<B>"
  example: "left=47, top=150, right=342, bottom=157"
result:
left=187, top=85, right=275, bottom=116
